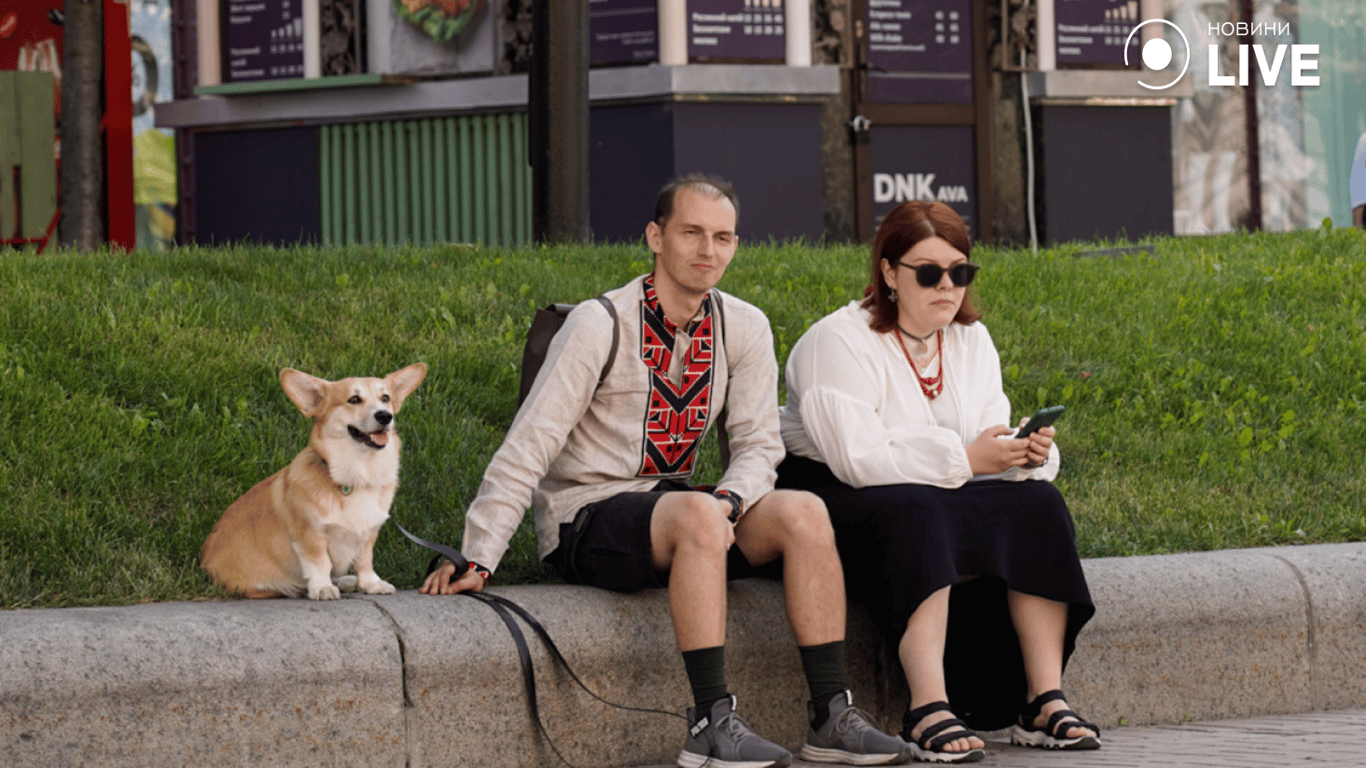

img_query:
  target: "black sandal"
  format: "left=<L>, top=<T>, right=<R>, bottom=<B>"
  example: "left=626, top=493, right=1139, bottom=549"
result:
left=1010, top=689, right=1101, bottom=750
left=900, top=702, right=986, bottom=763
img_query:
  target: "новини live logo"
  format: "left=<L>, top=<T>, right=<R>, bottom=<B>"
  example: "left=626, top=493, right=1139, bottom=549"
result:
left=1125, top=19, right=1320, bottom=90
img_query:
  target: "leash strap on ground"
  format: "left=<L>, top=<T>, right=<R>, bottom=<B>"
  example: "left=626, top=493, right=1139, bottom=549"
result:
left=393, top=522, right=685, bottom=768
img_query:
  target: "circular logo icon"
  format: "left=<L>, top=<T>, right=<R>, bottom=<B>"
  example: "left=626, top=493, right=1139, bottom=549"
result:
left=1125, top=20, right=1190, bottom=91
left=0, top=12, right=19, bottom=39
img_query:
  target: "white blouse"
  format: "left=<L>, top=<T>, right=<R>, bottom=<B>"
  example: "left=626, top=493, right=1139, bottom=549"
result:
left=780, top=301, right=1060, bottom=489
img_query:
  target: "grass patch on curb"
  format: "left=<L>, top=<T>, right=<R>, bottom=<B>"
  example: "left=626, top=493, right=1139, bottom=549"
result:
left=2, top=228, right=1364, bottom=609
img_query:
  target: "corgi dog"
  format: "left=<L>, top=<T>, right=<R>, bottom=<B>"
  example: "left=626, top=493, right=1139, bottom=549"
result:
left=201, top=363, right=427, bottom=599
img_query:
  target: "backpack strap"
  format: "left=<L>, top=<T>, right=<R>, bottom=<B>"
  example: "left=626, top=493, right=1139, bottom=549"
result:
left=592, top=295, right=619, bottom=389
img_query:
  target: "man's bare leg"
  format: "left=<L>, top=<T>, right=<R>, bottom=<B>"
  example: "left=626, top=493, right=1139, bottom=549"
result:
left=733, top=489, right=844, bottom=646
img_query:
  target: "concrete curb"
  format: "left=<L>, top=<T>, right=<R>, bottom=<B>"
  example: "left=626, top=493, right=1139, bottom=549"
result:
left=3, top=542, right=1364, bottom=767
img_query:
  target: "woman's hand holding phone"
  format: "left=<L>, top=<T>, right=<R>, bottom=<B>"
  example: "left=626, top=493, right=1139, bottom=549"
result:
left=967, top=426, right=1030, bottom=474
left=1020, top=422, right=1055, bottom=468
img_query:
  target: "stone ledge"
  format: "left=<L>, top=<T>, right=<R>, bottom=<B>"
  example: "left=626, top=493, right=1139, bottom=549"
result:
left=2, top=543, right=1363, bottom=767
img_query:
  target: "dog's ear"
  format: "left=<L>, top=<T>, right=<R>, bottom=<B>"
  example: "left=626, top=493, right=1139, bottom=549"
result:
left=280, top=368, right=331, bottom=418
left=384, top=363, right=427, bottom=412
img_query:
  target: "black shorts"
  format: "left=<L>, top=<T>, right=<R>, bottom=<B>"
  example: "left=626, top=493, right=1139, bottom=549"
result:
left=547, top=479, right=781, bottom=593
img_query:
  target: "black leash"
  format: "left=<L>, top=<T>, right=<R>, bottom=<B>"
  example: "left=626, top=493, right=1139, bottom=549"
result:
left=392, top=521, right=686, bottom=768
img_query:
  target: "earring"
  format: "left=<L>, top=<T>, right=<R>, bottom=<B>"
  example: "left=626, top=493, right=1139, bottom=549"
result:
left=889, top=288, right=898, bottom=303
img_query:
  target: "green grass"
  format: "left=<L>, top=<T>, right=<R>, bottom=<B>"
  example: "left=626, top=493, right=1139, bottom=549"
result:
left=2, top=228, right=1365, bottom=609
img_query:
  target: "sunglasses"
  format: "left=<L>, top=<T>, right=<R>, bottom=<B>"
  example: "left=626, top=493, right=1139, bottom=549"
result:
left=896, top=261, right=980, bottom=288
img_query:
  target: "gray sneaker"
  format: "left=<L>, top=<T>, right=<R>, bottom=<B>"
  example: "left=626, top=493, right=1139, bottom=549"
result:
left=801, top=690, right=914, bottom=765
left=678, top=694, right=793, bottom=768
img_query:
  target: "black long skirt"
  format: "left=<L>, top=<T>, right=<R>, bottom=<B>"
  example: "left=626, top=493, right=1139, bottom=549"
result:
left=776, top=453, right=1095, bottom=731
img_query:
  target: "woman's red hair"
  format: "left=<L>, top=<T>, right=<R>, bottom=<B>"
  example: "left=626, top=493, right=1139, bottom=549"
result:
left=861, top=201, right=981, bottom=334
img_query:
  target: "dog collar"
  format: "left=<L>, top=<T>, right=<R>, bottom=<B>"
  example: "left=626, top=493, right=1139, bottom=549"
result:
left=314, top=454, right=354, bottom=496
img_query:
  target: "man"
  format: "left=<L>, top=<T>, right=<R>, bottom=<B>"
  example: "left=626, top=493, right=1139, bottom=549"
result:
left=421, top=174, right=910, bottom=768
left=1352, top=131, right=1366, bottom=230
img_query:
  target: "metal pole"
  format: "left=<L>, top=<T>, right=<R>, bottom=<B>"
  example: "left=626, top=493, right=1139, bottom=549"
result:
left=1238, top=0, right=1262, bottom=231
left=530, top=0, right=590, bottom=243
left=59, top=0, right=104, bottom=251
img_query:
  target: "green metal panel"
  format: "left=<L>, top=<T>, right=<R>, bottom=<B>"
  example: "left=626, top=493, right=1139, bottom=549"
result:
left=357, top=124, right=371, bottom=244
left=497, top=113, right=513, bottom=247
left=368, top=123, right=383, bottom=243
left=330, top=125, right=344, bottom=245
left=472, top=116, right=487, bottom=245
left=434, top=119, right=449, bottom=242
left=343, top=123, right=357, bottom=245
left=319, top=127, right=332, bottom=244
left=421, top=119, right=435, bottom=245
left=512, top=112, right=528, bottom=245
left=382, top=121, right=397, bottom=245
left=317, top=111, right=530, bottom=247
left=459, top=118, right=473, bottom=241
left=407, top=121, right=421, bottom=243
left=334, top=124, right=343, bottom=243
left=395, top=122, right=409, bottom=244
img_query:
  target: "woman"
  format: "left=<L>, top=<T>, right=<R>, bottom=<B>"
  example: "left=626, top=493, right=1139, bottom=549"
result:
left=777, top=201, right=1098, bottom=763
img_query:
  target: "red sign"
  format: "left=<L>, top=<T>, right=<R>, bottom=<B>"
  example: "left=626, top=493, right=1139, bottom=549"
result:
left=0, top=1, right=62, bottom=69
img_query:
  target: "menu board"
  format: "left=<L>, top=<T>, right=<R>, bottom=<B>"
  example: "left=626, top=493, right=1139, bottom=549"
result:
left=688, top=0, right=784, bottom=62
left=1054, top=0, right=1141, bottom=67
left=870, top=125, right=976, bottom=237
left=223, top=0, right=304, bottom=82
left=866, top=0, right=973, bottom=103
left=591, top=0, right=658, bottom=66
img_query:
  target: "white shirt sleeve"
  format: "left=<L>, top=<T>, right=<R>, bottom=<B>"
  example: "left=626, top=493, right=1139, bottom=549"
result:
left=787, top=316, right=974, bottom=489
left=712, top=300, right=783, bottom=511
left=460, top=300, right=611, bottom=571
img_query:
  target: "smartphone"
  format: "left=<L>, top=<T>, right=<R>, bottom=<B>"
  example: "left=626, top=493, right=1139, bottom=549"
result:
left=1015, top=405, right=1065, bottom=440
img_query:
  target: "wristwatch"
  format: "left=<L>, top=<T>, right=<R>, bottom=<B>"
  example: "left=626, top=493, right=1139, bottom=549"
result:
left=712, top=490, right=744, bottom=523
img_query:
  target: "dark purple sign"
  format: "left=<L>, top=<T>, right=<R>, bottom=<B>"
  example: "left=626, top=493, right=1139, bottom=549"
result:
left=688, top=0, right=785, bottom=62
left=866, top=0, right=973, bottom=104
left=1055, top=0, right=1141, bottom=67
left=223, top=0, right=305, bottom=82
left=869, top=125, right=976, bottom=237
left=591, top=0, right=658, bottom=66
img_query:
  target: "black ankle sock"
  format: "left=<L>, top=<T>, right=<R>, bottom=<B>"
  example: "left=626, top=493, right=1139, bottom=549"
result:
left=799, top=640, right=849, bottom=728
left=682, top=646, right=728, bottom=714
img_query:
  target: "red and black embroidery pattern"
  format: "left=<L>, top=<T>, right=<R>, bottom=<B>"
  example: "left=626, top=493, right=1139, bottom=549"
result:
left=638, top=274, right=714, bottom=476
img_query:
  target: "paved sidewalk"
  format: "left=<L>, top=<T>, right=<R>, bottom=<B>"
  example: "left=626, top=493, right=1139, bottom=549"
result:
left=642, top=709, right=1366, bottom=768
left=969, top=709, right=1366, bottom=768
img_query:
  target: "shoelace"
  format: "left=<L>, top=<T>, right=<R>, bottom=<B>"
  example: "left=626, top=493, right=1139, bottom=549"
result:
left=832, top=705, right=881, bottom=736
left=715, top=710, right=760, bottom=745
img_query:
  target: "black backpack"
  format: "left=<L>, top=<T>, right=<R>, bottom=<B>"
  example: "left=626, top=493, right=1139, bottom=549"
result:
left=516, top=296, right=618, bottom=411
left=516, top=291, right=731, bottom=467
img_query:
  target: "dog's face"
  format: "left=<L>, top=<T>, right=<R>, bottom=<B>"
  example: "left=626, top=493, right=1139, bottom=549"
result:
left=280, top=364, right=427, bottom=452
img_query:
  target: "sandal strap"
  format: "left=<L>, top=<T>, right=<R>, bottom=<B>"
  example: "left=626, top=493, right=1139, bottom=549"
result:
left=918, top=717, right=977, bottom=751
left=906, top=701, right=952, bottom=724
left=905, top=702, right=979, bottom=751
left=1045, top=709, right=1100, bottom=738
left=1019, top=689, right=1068, bottom=724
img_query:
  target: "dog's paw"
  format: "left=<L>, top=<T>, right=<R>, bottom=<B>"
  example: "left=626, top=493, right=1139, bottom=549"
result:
left=358, top=575, right=396, bottom=595
left=335, top=575, right=359, bottom=593
left=308, top=583, right=342, bottom=600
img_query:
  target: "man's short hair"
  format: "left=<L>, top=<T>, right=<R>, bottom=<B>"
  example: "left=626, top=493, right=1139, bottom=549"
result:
left=653, top=173, right=739, bottom=229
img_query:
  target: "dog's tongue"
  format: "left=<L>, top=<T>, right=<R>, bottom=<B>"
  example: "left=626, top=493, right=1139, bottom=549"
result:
left=369, top=431, right=390, bottom=447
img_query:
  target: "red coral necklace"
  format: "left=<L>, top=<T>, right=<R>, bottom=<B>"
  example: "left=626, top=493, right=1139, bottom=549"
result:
left=895, top=328, right=944, bottom=399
